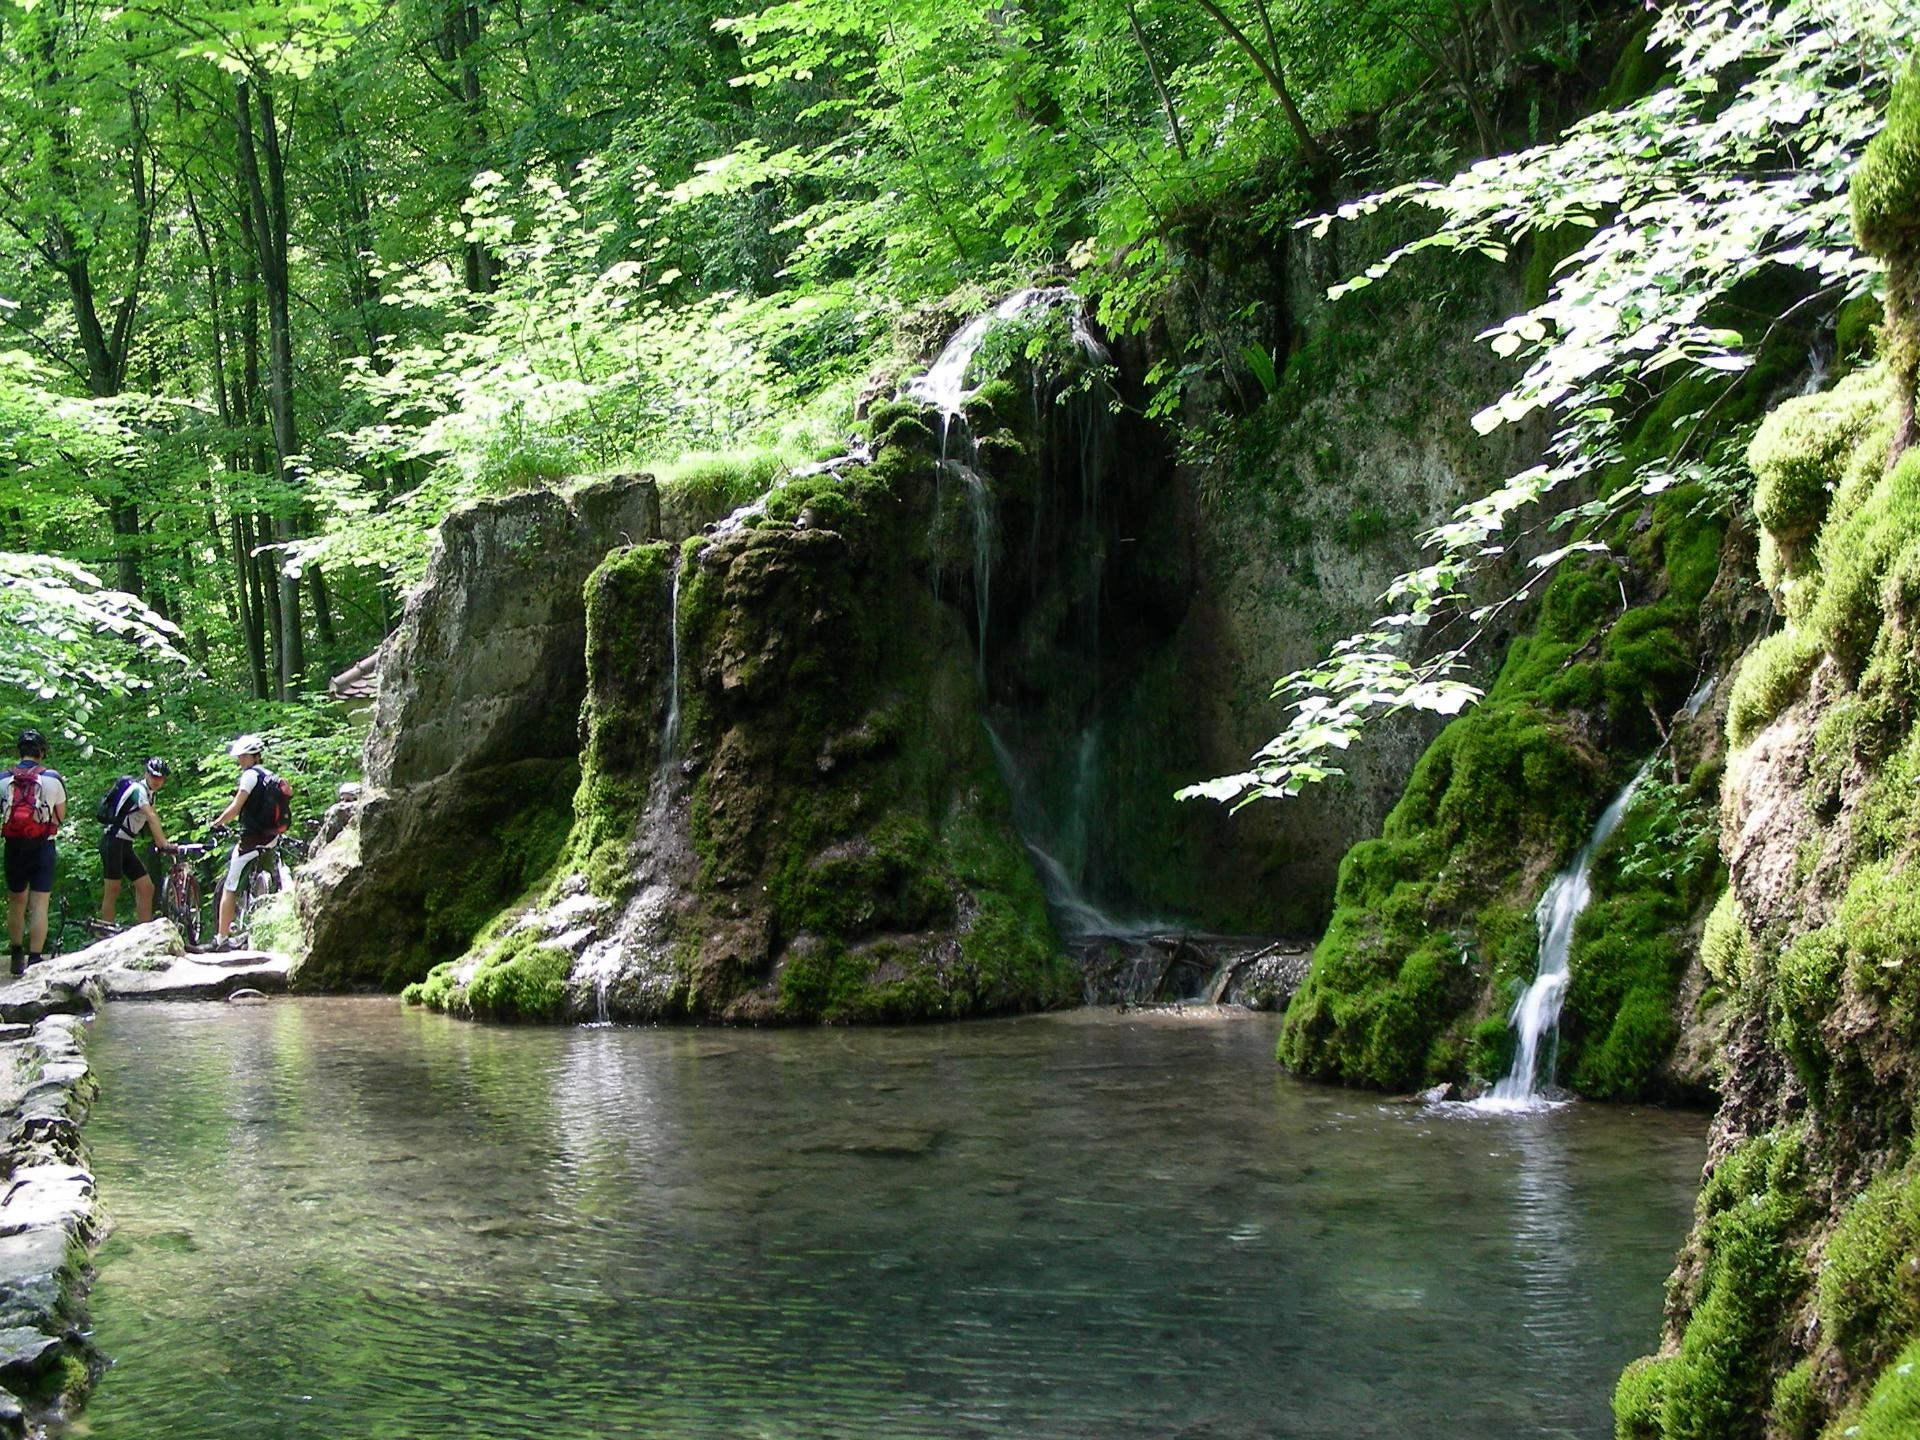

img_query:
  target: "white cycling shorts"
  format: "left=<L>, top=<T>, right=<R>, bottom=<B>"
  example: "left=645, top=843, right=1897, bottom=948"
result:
left=224, top=839, right=280, bottom=893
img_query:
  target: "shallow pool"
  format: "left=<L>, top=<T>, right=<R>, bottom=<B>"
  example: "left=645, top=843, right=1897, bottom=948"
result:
left=73, top=1000, right=1705, bottom=1439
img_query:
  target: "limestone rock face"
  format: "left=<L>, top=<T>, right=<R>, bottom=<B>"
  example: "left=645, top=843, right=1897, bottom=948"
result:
left=411, top=451, right=1073, bottom=1025
left=298, top=475, right=659, bottom=990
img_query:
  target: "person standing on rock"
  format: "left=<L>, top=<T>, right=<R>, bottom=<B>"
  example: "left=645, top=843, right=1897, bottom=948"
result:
left=97, top=758, right=176, bottom=928
left=209, top=735, right=291, bottom=950
left=2, top=731, right=66, bottom=976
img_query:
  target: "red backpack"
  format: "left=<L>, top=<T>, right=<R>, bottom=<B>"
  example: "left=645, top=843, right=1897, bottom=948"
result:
left=2, top=764, right=58, bottom=841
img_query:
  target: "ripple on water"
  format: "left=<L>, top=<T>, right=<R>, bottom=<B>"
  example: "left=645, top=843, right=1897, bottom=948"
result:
left=76, top=1000, right=1707, bottom=1440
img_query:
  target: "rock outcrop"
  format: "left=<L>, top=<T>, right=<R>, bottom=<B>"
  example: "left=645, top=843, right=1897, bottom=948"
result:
left=298, top=475, right=660, bottom=991
left=1614, top=79, right=1920, bottom=1436
left=406, top=436, right=1074, bottom=1024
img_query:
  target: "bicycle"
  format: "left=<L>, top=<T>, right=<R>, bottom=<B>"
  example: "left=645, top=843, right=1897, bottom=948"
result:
left=216, top=825, right=311, bottom=940
left=155, top=843, right=213, bottom=949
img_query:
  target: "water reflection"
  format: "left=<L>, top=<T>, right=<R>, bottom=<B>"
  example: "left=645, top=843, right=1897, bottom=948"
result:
left=76, top=1001, right=1705, bottom=1440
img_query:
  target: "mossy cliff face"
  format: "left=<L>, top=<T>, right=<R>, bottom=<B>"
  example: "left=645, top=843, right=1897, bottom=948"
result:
left=297, top=476, right=659, bottom=991
left=408, top=425, right=1071, bottom=1023
left=1614, top=83, right=1920, bottom=1437
left=1277, top=483, right=1738, bottom=1096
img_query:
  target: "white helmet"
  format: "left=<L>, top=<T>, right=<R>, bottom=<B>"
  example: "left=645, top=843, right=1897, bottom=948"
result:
left=228, top=734, right=266, bottom=759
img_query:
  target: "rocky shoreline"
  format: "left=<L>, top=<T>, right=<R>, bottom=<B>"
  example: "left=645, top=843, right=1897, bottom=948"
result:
left=0, top=921, right=291, bottom=1436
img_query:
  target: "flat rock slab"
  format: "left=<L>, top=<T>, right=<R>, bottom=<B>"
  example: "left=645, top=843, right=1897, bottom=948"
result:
left=94, top=956, right=289, bottom=1002
left=2, top=923, right=291, bottom=1011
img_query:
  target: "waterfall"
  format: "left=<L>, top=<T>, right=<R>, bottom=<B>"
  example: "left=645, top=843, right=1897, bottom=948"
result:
left=1478, top=761, right=1652, bottom=1110
left=660, top=558, right=684, bottom=776
left=911, top=289, right=1141, bottom=940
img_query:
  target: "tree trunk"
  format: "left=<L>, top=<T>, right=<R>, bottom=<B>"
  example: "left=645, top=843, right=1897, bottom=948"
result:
left=236, top=74, right=307, bottom=692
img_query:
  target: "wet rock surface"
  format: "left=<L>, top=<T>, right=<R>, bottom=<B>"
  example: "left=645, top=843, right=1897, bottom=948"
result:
left=0, top=922, right=288, bottom=1019
left=0, top=1011, right=104, bottom=1436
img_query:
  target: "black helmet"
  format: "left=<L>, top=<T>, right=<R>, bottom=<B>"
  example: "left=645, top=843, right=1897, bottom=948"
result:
left=16, top=729, right=45, bottom=759
left=145, top=757, right=171, bottom=779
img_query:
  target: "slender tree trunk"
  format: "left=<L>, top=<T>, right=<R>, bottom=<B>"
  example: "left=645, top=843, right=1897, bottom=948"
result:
left=236, top=74, right=306, bottom=692
left=1126, top=0, right=1189, bottom=163
left=1189, top=0, right=1325, bottom=171
left=447, top=0, right=498, bottom=293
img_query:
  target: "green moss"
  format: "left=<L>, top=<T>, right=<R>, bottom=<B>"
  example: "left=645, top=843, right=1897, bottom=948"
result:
left=1751, top=375, right=1884, bottom=549
left=1700, top=888, right=1754, bottom=986
left=1853, top=60, right=1920, bottom=259
left=1843, top=1335, right=1920, bottom=1439
left=1838, top=296, right=1886, bottom=368
left=1808, top=449, right=1920, bottom=678
left=406, top=921, right=573, bottom=1022
left=1769, top=926, right=1843, bottom=1099
left=1654, top=1127, right=1814, bottom=1440
left=463, top=937, right=571, bottom=1021
left=1819, top=1168, right=1920, bottom=1380
left=1615, top=1354, right=1672, bottom=1440
left=1727, top=628, right=1821, bottom=745
left=1766, top=1359, right=1822, bottom=1440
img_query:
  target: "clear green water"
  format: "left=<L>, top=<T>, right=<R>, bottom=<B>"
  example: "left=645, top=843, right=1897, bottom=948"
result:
left=74, top=1000, right=1705, bottom=1440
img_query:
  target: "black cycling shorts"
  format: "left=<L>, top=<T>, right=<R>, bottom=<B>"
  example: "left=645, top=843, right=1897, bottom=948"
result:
left=100, top=832, right=150, bottom=883
left=3, top=838, right=56, bottom=895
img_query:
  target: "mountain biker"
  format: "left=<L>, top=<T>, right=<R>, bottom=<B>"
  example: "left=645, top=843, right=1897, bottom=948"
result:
left=210, top=735, right=289, bottom=949
left=2, top=730, right=67, bottom=976
left=98, top=758, right=176, bottom=928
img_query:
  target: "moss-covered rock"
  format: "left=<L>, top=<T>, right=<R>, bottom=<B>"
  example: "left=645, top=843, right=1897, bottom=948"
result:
left=412, top=422, right=1072, bottom=1025
left=1854, top=60, right=1920, bottom=260
left=1279, top=481, right=1731, bottom=1096
left=1619, top=145, right=1920, bottom=1429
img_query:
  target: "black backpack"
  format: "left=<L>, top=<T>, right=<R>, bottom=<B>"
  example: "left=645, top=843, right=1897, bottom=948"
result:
left=96, top=776, right=139, bottom=831
left=240, top=766, right=293, bottom=835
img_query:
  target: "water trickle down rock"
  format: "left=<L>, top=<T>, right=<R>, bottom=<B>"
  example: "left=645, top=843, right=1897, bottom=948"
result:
left=1478, top=760, right=1652, bottom=1110
left=413, top=408, right=1075, bottom=1024
left=905, top=289, right=1158, bottom=944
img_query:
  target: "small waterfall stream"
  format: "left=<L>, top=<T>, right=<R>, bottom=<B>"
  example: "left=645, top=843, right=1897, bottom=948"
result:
left=909, top=290, right=1142, bottom=940
left=660, top=558, right=684, bottom=775
left=1477, top=761, right=1652, bottom=1110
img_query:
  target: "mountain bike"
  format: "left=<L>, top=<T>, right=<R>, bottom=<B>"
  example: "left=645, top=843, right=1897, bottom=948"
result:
left=156, top=843, right=213, bottom=948
left=222, top=826, right=312, bottom=938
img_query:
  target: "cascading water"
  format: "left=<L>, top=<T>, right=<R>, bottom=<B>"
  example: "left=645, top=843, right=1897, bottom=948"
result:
left=660, top=558, right=684, bottom=776
left=1477, top=760, right=1653, bottom=1110
left=584, top=555, right=688, bottom=1027
left=909, top=290, right=1144, bottom=939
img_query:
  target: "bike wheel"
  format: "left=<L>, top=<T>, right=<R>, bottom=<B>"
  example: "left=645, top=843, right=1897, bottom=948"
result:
left=167, top=872, right=202, bottom=948
left=236, top=866, right=272, bottom=937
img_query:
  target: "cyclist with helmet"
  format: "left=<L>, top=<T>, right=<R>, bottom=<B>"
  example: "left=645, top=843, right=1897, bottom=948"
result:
left=98, top=757, right=176, bottom=928
left=2, top=730, right=66, bottom=975
left=210, top=734, right=282, bottom=948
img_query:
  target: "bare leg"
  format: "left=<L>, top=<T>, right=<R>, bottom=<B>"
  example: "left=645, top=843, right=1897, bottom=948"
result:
left=26, top=894, right=48, bottom=955
left=218, top=886, right=238, bottom=939
left=100, top=878, right=121, bottom=924
left=133, top=875, right=155, bottom=924
left=5, top=892, right=22, bottom=948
